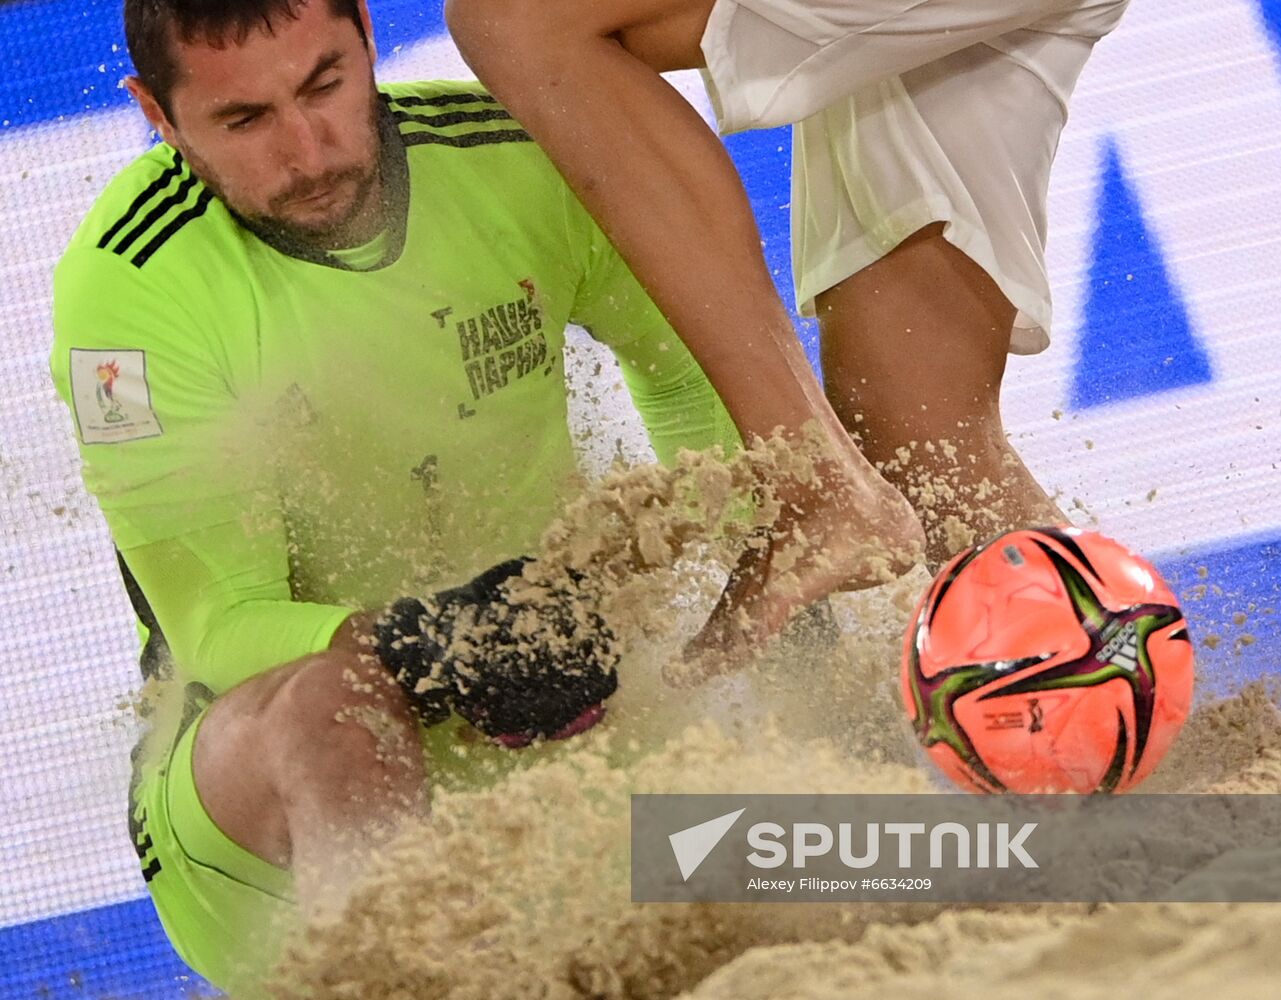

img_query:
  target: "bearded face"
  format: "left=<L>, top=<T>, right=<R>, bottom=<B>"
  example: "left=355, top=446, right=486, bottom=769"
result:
left=143, top=0, right=385, bottom=250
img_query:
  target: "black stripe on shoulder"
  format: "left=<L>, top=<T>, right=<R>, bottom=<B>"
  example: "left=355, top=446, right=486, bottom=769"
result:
left=131, top=189, right=215, bottom=268
left=401, top=128, right=533, bottom=149
left=111, top=172, right=200, bottom=257
left=391, top=107, right=515, bottom=129
left=388, top=92, right=499, bottom=109
left=97, top=151, right=186, bottom=250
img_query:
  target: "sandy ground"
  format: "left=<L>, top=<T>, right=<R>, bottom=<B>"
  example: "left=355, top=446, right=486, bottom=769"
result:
left=254, top=448, right=1281, bottom=1000
left=260, top=576, right=1281, bottom=1000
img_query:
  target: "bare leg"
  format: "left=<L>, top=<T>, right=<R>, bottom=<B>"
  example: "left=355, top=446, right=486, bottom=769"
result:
left=447, top=0, right=834, bottom=446
left=447, top=0, right=927, bottom=662
left=192, top=649, right=426, bottom=913
left=818, top=223, right=1066, bottom=567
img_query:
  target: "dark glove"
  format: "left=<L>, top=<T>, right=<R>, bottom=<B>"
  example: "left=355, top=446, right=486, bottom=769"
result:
left=373, top=558, right=618, bottom=746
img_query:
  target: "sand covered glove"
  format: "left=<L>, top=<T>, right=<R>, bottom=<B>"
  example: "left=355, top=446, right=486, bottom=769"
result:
left=373, top=558, right=618, bottom=747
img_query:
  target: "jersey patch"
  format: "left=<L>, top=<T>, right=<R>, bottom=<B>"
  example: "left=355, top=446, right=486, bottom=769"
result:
left=69, top=349, right=163, bottom=444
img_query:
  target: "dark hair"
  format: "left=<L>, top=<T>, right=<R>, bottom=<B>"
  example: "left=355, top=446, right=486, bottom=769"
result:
left=124, top=0, right=365, bottom=118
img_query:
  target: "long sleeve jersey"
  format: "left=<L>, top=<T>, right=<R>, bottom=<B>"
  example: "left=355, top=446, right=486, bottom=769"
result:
left=51, top=80, right=738, bottom=696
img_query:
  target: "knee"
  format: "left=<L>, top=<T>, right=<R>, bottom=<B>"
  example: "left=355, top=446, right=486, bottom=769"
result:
left=445, top=0, right=542, bottom=51
left=446, top=0, right=605, bottom=60
left=444, top=0, right=495, bottom=58
left=260, top=652, right=414, bottom=771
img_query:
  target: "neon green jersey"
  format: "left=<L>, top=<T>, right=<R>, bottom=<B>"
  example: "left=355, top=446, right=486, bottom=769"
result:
left=52, top=81, right=738, bottom=695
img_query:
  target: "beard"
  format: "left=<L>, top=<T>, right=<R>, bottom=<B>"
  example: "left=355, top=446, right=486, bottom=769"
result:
left=184, top=88, right=385, bottom=251
left=250, top=161, right=382, bottom=248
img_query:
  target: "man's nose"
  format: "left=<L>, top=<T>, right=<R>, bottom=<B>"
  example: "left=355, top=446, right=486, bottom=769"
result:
left=274, top=105, right=330, bottom=176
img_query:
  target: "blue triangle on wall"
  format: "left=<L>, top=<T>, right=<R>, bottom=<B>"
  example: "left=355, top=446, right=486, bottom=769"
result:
left=1072, top=138, right=1212, bottom=409
left=1259, top=1, right=1281, bottom=59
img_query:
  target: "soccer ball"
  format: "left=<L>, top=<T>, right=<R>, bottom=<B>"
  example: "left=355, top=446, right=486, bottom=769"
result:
left=900, top=526, right=1195, bottom=794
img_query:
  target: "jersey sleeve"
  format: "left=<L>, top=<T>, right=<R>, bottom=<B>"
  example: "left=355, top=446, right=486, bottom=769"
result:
left=119, top=522, right=353, bottom=694
left=561, top=195, right=741, bottom=466
left=52, top=247, right=353, bottom=693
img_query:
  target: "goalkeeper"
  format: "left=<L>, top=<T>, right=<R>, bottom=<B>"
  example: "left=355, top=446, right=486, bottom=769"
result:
left=50, top=0, right=737, bottom=993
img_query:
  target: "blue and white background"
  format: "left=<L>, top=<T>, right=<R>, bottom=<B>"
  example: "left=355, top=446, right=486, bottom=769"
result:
left=1, top=0, right=1279, bottom=995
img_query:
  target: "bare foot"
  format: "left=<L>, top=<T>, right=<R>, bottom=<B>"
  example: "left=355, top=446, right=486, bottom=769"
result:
left=667, top=462, right=924, bottom=686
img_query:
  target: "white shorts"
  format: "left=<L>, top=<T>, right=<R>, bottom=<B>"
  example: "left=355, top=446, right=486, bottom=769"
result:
left=699, top=0, right=1130, bottom=354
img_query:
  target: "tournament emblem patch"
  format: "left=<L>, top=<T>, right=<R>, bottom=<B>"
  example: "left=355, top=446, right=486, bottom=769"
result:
left=69, top=348, right=162, bottom=444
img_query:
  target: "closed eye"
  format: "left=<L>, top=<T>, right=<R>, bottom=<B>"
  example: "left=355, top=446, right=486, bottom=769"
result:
left=226, top=113, right=262, bottom=131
